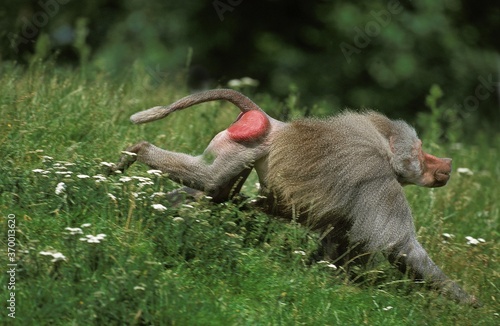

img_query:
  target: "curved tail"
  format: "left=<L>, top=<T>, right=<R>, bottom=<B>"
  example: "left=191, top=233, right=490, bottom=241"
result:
left=130, top=89, right=264, bottom=124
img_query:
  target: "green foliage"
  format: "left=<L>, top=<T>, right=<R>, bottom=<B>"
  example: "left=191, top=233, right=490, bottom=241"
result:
left=1, top=63, right=499, bottom=325
left=29, top=33, right=51, bottom=66
left=2, top=1, right=499, bottom=121
left=416, top=84, right=461, bottom=144
left=74, top=18, right=91, bottom=67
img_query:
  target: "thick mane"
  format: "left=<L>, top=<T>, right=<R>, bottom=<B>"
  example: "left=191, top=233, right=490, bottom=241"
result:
left=266, top=112, right=394, bottom=230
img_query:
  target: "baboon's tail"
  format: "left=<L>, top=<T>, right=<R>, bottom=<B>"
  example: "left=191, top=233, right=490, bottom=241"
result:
left=130, top=89, right=264, bottom=124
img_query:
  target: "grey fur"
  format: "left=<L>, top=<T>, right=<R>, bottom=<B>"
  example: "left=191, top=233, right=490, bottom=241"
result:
left=113, top=89, right=479, bottom=307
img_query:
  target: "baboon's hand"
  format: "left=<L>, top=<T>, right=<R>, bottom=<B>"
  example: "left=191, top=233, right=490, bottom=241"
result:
left=107, top=150, right=139, bottom=176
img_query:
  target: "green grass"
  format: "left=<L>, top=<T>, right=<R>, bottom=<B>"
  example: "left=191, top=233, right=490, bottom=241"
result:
left=1, top=62, right=499, bottom=325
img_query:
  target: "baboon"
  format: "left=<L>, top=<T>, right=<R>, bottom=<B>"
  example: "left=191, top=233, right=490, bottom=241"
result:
left=113, top=89, right=480, bottom=306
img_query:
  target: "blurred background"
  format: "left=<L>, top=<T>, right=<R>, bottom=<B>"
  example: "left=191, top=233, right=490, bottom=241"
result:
left=1, top=0, right=499, bottom=123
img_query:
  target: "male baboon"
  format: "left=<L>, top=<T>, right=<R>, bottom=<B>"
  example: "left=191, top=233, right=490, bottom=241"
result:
left=113, top=89, right=480, bottom=306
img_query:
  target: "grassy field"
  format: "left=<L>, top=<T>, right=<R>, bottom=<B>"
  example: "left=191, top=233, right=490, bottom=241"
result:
left=1, top=62, right=499, bottom=325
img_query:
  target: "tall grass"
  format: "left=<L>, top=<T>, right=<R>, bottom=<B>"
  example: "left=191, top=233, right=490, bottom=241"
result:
left=0, top=62, right=498, bottom=325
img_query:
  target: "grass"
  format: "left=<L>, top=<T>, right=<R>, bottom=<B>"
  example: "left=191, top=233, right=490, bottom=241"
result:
left=1, top=61, right=499, bottom=325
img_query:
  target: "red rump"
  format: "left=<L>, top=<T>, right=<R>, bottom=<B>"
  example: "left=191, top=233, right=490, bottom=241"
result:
left=227, top=110, right=270, bottom=142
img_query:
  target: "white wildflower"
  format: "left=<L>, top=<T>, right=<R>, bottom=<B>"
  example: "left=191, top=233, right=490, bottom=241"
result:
left=93, top=174, right=107, bottom=183
left=42, top=155, right=53, bottom=161
left=100, top=162, right=115, bottom=168
left=442, top=233, right=455, bottom=239
left=40, top=250, right=67, bottom=262
left=173, top=217, right=185, bottom=223
left=119, top=176, right=133, bottom=183
left=151, top=192, right=166, bottom=199
left=465, top=236, right=485, bottom=245
left=121, top=151, right=137, bottom=157
left=442, top=233, right=456, bottom=244
left=152, top=204, right=167, bottom=212
left=465, top=236, right=477, bottom=245
left=293, top=250, right=306, bottom=256
left=64, top=162, right=76, bottom=167
left=147, top=169, right=163, bottom=176
left=249, top=195, right=267, bottom=203
left=55, top=171, right=73, bottom=175
left=228, top=79, right=243, bottom=88
left=80, top=234, right=106, bottom=244
left=77, top=174, right=90, bottom=179
left=467, top=238, right=479, bottom=245
left=53, top=163, right=66, bottom=169
left=228, top=77, right=259, bottom=88
left=240, top=77, right=259, bottom=87
left=81, top=223, right=92, bottom=228
left=457, top=168, right=474, bottom=176
left=382, top=306, right=394, bottom=311
left=55, top=182, right=66, bottom=195
left=133, top=192, right=146, bottom=200
left=132, top=176, right=152, bottom=182
left=32, top=169, right=50, bottom=174
left=107, top=193, right=117, bottom=201
left=476, top=211, right=489, bottom=218
left=317, top=260, right=337, bottom=269
left=65, top=227, right=83, bottom=235
left=138, top=181, right=154, bottom=188
left=182, top=204, right=194, bottom=209
left=50, top=252, right=67, bottom=262
left=134, top=285, right=146, bottom=291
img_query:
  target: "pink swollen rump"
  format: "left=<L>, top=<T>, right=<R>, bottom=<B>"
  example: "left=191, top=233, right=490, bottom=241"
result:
left=227, top=111, right=270, bottom=142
